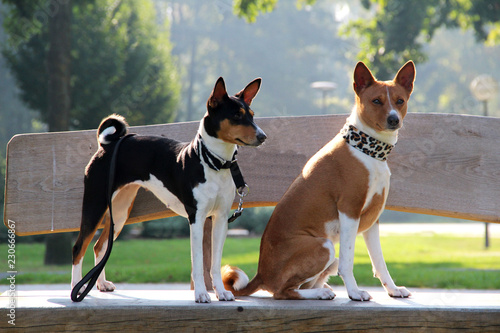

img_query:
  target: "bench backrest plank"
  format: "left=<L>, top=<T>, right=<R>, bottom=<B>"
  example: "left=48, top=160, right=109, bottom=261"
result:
left=5, top=113, right=500, bottom=236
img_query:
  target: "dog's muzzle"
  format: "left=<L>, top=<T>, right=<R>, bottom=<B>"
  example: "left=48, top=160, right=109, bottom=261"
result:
left=386, top=111, right=401, bottom=130
left=256, top=127, right=267, bottom=144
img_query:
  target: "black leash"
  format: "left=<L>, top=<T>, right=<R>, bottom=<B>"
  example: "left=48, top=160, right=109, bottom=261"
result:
left=71, top=134, right=135, bottom=302
left=227, top=157, right=248, bottom=223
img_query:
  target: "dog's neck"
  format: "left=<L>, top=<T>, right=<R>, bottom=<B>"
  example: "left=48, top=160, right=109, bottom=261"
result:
left=198, top=120, right=237, bottom=162
left=347, top=107, right=399, bottom=146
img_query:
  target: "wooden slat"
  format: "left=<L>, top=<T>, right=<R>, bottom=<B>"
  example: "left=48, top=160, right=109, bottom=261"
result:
left=4, top=113, right=500, bottom=235
left=387, top=113, right=500, bottom=222
left=2, top=287, right=500, bottom=332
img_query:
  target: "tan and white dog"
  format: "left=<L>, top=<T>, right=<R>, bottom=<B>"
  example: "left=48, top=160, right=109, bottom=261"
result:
left=222, top=61, right=416, bottom=301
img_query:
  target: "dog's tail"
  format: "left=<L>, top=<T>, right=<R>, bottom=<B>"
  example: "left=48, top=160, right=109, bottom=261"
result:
left=222, top=265, right=263, bottom=296
left=97, top=114, right=128, bottom=145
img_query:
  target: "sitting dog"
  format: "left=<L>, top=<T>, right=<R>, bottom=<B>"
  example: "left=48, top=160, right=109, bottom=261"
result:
left=223, top=61, right=415, bottom=301
left=71, top=77, right=266, bottom=303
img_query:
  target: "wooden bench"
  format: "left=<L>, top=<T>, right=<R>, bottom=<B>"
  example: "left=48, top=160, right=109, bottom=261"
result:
left=3, top=113, right=500, bottom=331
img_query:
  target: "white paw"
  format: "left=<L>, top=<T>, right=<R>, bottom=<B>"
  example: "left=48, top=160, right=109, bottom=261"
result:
left=195, top=291, right=212, bottom=303
left=97, top=280, right=116, bottom=292
left=348, top=289, right=372, bottom=301
left=216, top=290, right=235, bottom=301
left=317, top=288, right=336, bottom=300
left=388, top=286, right=411, bottom=298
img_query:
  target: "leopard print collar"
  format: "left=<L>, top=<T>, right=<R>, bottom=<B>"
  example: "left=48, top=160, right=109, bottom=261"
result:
left=341, top=124, right=394, bottom=161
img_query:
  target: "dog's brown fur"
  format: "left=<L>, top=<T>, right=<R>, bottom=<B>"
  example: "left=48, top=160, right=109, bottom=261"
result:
left=223, top=61, right=416, bottom=301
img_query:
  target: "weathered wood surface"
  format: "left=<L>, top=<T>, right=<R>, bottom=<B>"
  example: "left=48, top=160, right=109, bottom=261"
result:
left=1, top=286, right=499, bottom=332
left=4, top=113, right=500, bottom=235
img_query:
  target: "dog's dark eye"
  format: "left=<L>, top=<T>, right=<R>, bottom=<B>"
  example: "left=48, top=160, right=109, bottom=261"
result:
left=372, top=99, right=382, bottom=105
left=233, top=113, right=243, bottom=120
left=396, top=99, right=405, bottom=105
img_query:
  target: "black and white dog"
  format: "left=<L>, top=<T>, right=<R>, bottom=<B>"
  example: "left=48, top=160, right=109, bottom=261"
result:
left=71, top=77, right=266, bottom=303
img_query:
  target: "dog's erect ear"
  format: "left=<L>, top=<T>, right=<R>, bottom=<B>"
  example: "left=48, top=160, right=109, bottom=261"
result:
left=235, top=78, right=261, bottom=106
left=353, top=62, right=375, bottom=94
left=394, top=60, right=416, bottom=94
left=208, top=77, right=228, bottom=109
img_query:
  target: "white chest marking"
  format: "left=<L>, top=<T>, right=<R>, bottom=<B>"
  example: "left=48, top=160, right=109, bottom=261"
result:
left=192, top=163, right=235, bottom=216
left=349, top=146, right=390, bottom=211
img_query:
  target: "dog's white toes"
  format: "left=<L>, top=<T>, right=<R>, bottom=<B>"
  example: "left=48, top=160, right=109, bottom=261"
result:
left=389, top=286, right=411, bottom=298
left=195, top=291, right=212, bottom=303
left=97, top=280, right=116, bottom=292
left=348, top=289, right=372, bottom=301
left=317, top=288, right=336, bottom=300
left=217, top=290, right=235, bottom=301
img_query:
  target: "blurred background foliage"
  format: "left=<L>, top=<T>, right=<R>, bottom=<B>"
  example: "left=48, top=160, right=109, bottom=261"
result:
left=0, top=0, right=499, bottom=243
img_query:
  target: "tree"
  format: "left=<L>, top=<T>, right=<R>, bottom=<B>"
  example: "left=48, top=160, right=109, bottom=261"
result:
left=2, top=0, right=180, bottom=130
left=340, top=0, right=500, bottom=78
left=47, top=0, right=71, bottom=133
left=0, top=4, right=39, bottom=213
left=44, top=0, right=73, bottom=265
left=2, top=0, right=180, bottom=264
left=167, top=0, right=355, bottom=122
left=232, top=0, right=500, bottom=78
left=233, top=0, right=314, bottom=22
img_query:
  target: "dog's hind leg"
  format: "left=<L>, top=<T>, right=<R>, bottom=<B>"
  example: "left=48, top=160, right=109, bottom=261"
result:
left=303, top=257, right=339, bottom=290
left=273, top=237, right=336, bottom=300
left=94, top=184, right=141, bottom=292
left=72, top=185, right=108, bottom=294
left=363, top=221, right=411, bottom=298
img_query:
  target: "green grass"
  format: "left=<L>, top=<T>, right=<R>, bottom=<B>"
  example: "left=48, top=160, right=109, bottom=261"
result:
left=1, top=235, right=500, bottom=289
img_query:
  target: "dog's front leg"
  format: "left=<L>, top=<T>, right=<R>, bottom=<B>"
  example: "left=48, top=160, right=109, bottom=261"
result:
left=338, top=212, right=372, bottom=301
left=363, top=222, right=411, bottom=298
left=210, top=212, right=235, bottom=301
left=190, top=214, right=211, bottom=303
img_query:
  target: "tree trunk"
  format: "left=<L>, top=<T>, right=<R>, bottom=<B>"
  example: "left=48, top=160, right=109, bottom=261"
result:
left=185, top=36, right=198, bottom=122
left=44, top=0, right=72, bottom=266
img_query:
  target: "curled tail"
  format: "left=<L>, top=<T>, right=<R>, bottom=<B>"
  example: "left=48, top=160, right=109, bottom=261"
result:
left=97, top=114, right=128, bottom=145
left=222, top=265, right=263, bottom=296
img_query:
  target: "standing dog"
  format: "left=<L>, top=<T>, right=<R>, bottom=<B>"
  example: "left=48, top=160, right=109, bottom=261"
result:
left=71, top=77, right=266, bottom=303
left=223, top=61, right=415, bottom=301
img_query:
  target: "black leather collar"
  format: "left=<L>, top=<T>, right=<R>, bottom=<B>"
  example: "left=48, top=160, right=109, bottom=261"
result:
left=195, top=134, right=246, bottom=190
left=196, top=133, right=236, bottom=171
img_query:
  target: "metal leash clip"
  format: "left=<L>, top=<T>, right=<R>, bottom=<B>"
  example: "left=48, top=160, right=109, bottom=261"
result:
left=228, top=185, right=249, bottom=223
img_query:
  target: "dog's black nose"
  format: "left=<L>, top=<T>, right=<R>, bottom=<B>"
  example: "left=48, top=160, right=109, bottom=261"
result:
left=387, top=114, right=400, bottom=128
left=257, top=132, right=267, bottom=143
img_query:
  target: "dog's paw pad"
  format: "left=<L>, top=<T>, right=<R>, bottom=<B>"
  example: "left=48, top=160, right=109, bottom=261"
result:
left=217, top=290, right=235, bottom=301
left=348, top=289, right=372, bottom=301
left=389, top=286, right=411, bottom=298
left=195, top=291, right=212, bottom=303
left=97, top=280, right=116, bottom=292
